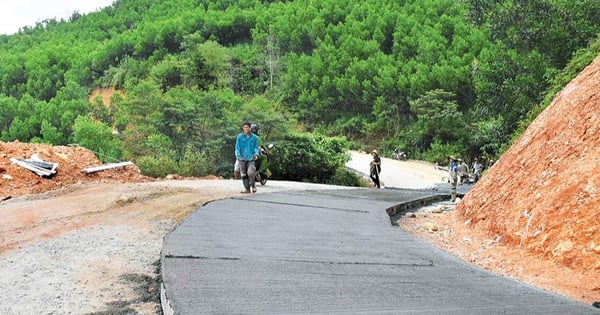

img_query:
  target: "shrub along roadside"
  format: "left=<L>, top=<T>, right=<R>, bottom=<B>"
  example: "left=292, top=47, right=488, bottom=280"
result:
left=268, top=132, right=361, bottom=186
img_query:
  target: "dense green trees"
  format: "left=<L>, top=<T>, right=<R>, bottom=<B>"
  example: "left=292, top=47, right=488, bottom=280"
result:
left=0, top=0, right=598, bottom=182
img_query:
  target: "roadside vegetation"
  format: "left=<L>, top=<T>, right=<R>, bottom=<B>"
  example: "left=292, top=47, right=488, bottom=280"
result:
left=0, top=0, right=598, bottom=184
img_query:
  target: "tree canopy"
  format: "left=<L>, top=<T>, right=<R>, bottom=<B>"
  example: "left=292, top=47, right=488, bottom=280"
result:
left=0, top=0, right=598, bottom=180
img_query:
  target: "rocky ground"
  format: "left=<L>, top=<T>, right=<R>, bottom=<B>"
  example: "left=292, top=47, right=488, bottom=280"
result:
left=0, top=142, right=598, bottom=314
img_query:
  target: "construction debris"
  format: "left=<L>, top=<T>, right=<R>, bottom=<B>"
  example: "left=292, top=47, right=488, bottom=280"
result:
left=82, top=161, right=135, bottom=174
left=10, top=154, right=58, bottom=177
left=1, top=141, right=148, bottom=198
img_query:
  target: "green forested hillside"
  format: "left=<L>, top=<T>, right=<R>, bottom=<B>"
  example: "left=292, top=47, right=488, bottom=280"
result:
left=0, top=0, right=598, bottom=181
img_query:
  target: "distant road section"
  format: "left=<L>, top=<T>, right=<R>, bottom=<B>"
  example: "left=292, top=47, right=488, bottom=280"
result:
left=346, top=150, right=447, bottom=189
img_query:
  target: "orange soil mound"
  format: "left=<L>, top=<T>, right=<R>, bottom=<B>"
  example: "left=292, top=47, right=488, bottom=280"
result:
left=0, top=141, right=150, bottom=198
left=457, top=56, right=600, bottom=276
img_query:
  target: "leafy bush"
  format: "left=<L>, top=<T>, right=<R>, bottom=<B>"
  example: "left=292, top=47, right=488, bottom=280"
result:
left=72, top=116, right=122, bottom=162
left=326, top=167, right=364, bottom=187
left=177, top=145, right=215, bottom=177
left=136, top=155, right=178, bottom=178
left=133, top=133, right=178, bottom=177
left=134, top=134, right=216, bottom=178
left=269, top=132, right=350, bottom=184
left=40, top=120, right=64, bottom=145
left=422, top=140, right=464, bottom=165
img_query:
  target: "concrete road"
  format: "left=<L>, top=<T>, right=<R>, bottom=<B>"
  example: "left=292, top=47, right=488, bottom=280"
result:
left=160, top=187, right=597, bottom=314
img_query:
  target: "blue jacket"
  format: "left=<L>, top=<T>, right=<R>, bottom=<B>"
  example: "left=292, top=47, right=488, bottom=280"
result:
left=235, top=132, right=259, bottom=161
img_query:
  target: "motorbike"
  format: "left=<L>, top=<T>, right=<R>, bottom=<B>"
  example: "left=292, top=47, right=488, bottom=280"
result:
left=255, top=143, right=274, bottom=185
left=393, top=148, right=407, bottom=160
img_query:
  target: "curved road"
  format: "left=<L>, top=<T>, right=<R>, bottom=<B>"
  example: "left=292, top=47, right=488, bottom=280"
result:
left=159, top=154, right=598, bottom=314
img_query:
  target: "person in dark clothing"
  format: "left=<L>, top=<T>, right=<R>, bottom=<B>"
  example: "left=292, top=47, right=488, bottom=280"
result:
left=369, top=149, right=382, bottom=188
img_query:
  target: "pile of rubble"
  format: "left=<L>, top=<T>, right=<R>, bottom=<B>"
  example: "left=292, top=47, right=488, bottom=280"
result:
left=0, top=141, right=150, bottom=200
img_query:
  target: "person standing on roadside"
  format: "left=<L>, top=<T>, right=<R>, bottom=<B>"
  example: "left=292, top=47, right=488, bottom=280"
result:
left=235, top=121, right=260, bottom=193
left=369, top=149, right=382, bottom=189
left=457, top=158, right=469, bottom=184
left=472, top=157, right=482, bottom=182
left=448, top=155, right=458, bottom=201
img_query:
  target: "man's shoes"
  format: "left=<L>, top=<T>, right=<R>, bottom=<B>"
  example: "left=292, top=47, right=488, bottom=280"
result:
left=240, top=189, right=251, bottom=194
left=252, top=188, right=257, bottom=193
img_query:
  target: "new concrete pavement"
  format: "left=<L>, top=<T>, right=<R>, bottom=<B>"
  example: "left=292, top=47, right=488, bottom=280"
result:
left=160, top=187, right=598, bottom=314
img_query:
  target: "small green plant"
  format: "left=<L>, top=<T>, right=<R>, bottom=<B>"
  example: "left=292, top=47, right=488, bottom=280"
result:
left=136, top=155, right=178, bottom=178
left=73, top=116, right=122, bottom=162
left=326, top=167, right=364, bottom=187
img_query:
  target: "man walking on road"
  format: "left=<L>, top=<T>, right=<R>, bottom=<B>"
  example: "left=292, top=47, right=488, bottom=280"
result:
left=235, top=121, right=260, bottom=193
left=370, top=149, right=382, bottom=188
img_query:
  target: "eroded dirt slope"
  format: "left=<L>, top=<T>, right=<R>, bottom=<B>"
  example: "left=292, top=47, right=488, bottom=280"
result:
left=456, top=56, right=600, bottom=300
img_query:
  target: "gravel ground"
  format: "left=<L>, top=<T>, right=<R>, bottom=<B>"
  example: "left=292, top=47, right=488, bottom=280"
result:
left=0, top=224, right=167, bottom=314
